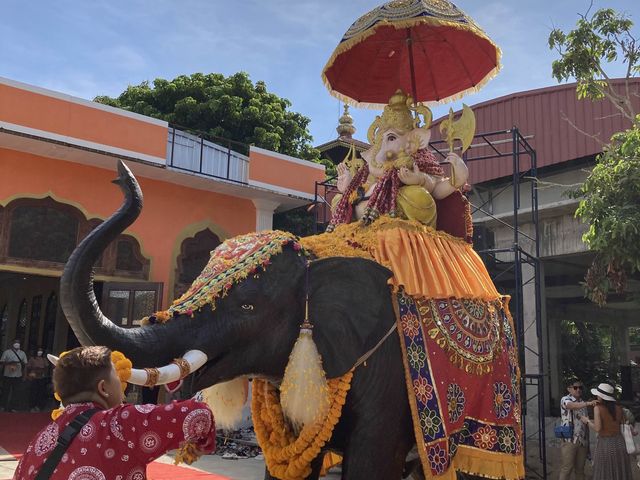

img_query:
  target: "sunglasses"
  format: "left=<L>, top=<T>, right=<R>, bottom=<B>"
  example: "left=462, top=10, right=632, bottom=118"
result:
left=572, top=386, right=584, bottom=390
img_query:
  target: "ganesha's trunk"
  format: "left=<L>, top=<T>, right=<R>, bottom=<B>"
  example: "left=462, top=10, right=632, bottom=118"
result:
left=59, top=161, right=186, bottom=366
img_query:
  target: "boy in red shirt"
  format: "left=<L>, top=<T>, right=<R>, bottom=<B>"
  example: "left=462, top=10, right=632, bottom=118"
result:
left=13, top=346, right=215, bottom=480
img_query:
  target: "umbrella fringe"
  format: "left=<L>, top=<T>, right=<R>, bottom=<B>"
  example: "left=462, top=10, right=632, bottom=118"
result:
left=321, top=16, right=503, bottom=109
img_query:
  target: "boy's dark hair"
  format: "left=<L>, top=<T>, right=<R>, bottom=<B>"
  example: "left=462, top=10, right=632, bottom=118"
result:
left=52, top=346, right=113, bottom=402
left=566, top=377, right=581, bottom=387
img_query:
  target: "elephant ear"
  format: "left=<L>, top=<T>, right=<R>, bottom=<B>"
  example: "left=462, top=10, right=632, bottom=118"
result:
left=308, top=257, right=395, bottom=379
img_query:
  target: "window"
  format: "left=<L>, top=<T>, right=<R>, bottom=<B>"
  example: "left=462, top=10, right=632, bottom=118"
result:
left=0, top=198, right=150, bottom=279
left=132, top=291, right=156, bottom=325
left=175, top=229, right=220, bottom=298
left=106, top=290, right=131, bottom=326
left=115, top=238, right=144, bottom=273
left=102, top=283, right=163, bottom=328
left=8, top=205, right=78, bottom=263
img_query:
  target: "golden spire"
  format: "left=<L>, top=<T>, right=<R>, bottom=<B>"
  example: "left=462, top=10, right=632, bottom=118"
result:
left=336, top=104, right=356, bottom=138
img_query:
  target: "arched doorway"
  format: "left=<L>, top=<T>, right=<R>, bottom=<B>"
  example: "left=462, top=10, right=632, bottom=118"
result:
left=174, top=229, right=221, bottom=299
left=0, top=196, right=156, bottom=352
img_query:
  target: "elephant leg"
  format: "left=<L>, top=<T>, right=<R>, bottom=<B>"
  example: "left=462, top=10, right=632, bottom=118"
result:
left=340, top=427, right=413, bottom=480
left=339, top=388, right=414, bottom=477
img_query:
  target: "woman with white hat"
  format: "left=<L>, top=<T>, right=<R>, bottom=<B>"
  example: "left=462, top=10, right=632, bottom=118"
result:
left=580, top=382, right=632, bottom=479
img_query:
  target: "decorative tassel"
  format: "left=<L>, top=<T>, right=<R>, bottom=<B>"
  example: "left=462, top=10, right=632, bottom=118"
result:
left=199, top=377, right=249, bottom=431
left=280, top=285, right=330, bottom=430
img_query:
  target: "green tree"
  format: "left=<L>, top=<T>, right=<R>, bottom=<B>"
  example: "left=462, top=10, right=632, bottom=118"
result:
left=96, top=72, right=326, bottom=236
left=96, top=72, right=320, bottom=161
left=549, top=7, right=638, bottom=121
left=575, top=124, right=640, bottom=305
left=549, top=7, right=640, bottom=305
left=561, top=320, right=612, bottom=386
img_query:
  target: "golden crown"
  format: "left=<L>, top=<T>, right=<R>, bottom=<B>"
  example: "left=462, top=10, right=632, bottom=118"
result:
left=367, top=90, right=432, bottom=144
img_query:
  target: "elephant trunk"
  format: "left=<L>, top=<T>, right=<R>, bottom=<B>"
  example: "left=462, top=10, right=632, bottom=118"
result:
left=59, top=161, right=186, bottom=366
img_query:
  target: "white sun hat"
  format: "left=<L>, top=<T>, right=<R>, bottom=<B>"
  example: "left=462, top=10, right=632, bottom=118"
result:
left=591, top=383, right=616, bottom=402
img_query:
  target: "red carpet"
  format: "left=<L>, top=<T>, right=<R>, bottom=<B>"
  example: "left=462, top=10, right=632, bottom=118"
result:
left=147, top=463, right=229, bottom=479
left=0, top=412, right=50, bottom=459
left=0, top=412, right=230, bottom=479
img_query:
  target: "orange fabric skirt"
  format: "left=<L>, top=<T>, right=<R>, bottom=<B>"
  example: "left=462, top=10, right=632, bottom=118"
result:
left=301, top=217, right=500, bottom=301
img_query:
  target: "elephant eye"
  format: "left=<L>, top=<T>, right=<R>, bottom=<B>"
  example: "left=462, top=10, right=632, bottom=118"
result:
left=386, top=134, right=397, bottom=142
left=241, top=304, right=254, bottom=311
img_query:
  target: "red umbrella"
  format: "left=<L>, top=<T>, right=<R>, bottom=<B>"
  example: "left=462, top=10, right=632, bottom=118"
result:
left=322, top=0, right=501, bottom=108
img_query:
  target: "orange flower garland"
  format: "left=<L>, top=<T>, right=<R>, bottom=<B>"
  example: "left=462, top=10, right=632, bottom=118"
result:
left=252, top=371, right=353, bottom=480
left=51, top=350, right=132, bottom=420
left=110, top=351, right=132, bottom=391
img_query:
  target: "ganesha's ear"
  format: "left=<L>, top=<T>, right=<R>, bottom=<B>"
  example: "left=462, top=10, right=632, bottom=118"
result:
left=412, top=127, right=432, bottom=150
left=308, top=257, right=395, bottom=379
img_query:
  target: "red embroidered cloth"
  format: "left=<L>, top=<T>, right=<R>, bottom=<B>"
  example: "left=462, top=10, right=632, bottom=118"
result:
left=13, top=399, right=215, bottom=480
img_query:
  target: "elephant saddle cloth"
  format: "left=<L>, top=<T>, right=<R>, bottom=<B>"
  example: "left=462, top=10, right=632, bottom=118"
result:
left=301, top=217, right=525, bottom=479
left=147, top=231, right=305, bottom=322
left=395, top=291, right=524, bottom=479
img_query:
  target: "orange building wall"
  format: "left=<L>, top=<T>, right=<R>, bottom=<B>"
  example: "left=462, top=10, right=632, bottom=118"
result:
left=0, top=83, right=167, bottom=159
left=249, top=148, right=325, bottom=196
left=0, top=148, right=256, bottom=306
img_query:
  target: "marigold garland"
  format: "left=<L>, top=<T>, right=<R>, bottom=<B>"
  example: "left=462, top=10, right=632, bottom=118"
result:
left=174, top=441, right=201, bottom=466
left=252, top=371, right=353, bottom=480
left=51, top=350, right=132, bottom=420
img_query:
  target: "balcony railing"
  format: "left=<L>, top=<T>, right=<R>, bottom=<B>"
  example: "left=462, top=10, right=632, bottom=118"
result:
left=166, top=126, right=249, bottom=185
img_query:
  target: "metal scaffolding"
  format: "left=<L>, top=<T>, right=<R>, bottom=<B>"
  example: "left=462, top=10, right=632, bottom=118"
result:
left=313, top=127, right=546, bottom=478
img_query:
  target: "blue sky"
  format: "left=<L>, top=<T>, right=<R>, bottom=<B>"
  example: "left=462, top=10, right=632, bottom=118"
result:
left=1, top=0, right=638, bottom=146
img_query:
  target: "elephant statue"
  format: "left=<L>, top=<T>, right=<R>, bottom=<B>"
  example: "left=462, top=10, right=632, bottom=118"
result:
left=61, top=162, right=415, bottom=479
left=330, top=90, right=468, bottom=230
left=60, top=161, right=522, bottom=480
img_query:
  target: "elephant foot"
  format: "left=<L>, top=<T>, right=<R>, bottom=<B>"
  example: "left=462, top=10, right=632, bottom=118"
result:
left=403, top=458, right=423, bottom=479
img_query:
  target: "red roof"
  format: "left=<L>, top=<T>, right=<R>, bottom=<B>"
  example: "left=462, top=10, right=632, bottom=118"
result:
left=430, top=78, right=640, bottom=184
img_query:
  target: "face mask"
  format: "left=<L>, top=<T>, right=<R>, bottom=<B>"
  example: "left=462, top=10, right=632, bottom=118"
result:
left=37, top=351, right=43, bottom=357
left=13, top=343, right=20, bottom=350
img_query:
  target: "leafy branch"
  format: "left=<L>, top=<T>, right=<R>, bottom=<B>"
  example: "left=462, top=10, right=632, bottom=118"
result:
left=549, top=7, right=640, bottom=305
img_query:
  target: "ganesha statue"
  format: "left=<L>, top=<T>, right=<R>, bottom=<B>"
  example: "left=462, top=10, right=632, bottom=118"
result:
left=329, top=89, right=468, bottom=231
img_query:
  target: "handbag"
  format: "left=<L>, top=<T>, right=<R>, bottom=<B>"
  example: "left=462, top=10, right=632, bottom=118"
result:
left=622, top=424, right=637, bottom=455
left=555, top=406, right=574, bottom=439
left=554, top=424, right=574, bottom=439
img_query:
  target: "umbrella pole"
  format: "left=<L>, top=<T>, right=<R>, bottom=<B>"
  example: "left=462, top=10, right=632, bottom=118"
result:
left=405, top=28, right=418, bottom=105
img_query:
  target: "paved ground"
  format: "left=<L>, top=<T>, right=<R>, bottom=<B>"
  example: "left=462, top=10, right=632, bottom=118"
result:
left=0, top=451, right=267, bottom=480
left=0, top=448, right=341, bottom=480
left=4, top=413, right=640, bottom=479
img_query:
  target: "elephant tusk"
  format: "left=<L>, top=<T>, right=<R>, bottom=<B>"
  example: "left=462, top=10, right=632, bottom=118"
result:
left=47, top=350, right=208, bottom=388
left=128, top=350, right=208, bottom=387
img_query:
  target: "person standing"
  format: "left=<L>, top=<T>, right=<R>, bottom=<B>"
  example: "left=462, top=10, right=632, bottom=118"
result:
left=581, top=382, right=633, bottom=480
left=0, top=340, right=28, bottom=412
left=559, top=380, right=596, bottom=480
left=25, top=347, right=50, bottom=412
